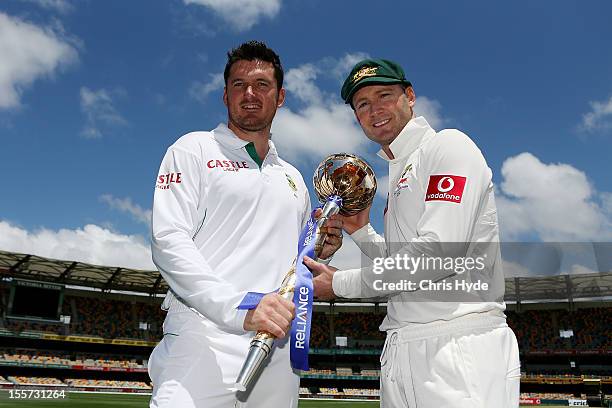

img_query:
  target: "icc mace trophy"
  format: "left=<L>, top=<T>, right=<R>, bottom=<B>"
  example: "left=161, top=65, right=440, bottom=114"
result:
left=235, top=153, right=377, bottom=391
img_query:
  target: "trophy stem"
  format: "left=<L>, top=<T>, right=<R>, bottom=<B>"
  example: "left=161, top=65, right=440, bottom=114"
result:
left=314, top=198, right=341, bottom=258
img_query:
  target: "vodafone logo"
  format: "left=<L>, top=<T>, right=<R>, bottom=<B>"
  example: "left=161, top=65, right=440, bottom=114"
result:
left=437, top=176, right=455, bottom=193
left=425, top=175, right=466, bottom=203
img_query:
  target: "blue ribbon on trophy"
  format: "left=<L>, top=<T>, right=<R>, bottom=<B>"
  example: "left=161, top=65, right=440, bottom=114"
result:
left=290, top=195, right=342, bottom=370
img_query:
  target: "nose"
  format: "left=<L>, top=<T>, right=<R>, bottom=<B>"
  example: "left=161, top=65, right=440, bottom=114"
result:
left=370, top=100, right=385, bottom=117
left=245, top=85, right=256, bottom=97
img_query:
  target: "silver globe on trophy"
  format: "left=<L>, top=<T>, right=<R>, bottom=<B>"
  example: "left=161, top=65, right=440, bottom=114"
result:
left=234, top=153, right=377, bottom=392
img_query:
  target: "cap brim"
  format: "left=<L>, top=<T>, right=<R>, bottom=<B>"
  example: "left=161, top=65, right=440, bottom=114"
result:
left=345, top=77, right=411, bottom=105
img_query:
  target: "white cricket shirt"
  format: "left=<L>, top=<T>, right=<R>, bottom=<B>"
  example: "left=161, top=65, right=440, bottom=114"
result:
left=332, top=116, right=506, bottom=329
left=151, top=123, right=310, bottom=333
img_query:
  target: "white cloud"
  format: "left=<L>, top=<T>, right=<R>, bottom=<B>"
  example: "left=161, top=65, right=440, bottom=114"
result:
left=189, top=73, right=224, bottom=103
left=184, top=0, right=281, bottom=31
left=0, top=12, right=78, bottom=109
left=602, top=192, right=612, bottom=215
left=496, top=152, right=612, bottom=241
left=568, top=264, right=598, bottom=275
left=580, top=95, right=612, bottom=132
left=19, top=0, right=73, bottom=14
left=0, top=220, right=154, bottom=270
left=272, top=62, right=369, bottom=165
left=326, top=52, right=370, bottom=81
left=80, top=87, right=127, bottom=139
left=376, top=175, right=389, bottom=199
left=414, top=96, right=445, bottom=130
left=273, top=105, right=368, bottom=165
left=100, top=195, right=151, bottom=227
left=329, top=233, right=370, bottom=271
left=283, top=64, right=322, bottom=105
left=501, top=259, right=532, bottom=278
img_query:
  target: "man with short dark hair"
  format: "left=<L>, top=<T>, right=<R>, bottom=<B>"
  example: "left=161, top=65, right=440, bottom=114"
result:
left=148, top=41, right=341, bottom=408
left=307, top=59, right=520, bottom=407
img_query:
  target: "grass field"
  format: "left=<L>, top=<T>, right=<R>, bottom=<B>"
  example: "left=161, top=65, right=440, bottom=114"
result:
left=0, top=391, right=571, bottom=407
left=0, top=392, right=380, bottom=407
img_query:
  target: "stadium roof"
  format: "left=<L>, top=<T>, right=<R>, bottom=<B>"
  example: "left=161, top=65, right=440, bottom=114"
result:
left=0, top=250, right=167, bottom=295
left=1, top=249, right=611, bottom=301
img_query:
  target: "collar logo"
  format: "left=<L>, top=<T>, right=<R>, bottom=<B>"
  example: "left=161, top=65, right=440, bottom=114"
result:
left=352, top=66, right=378, bottom=83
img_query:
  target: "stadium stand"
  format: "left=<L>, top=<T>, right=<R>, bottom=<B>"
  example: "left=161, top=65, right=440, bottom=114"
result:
left=65, top=378, right=151, bottom=389
left=8, top=376, right=66, bottom=386
left=299, top=387, right=311, bottom=395
left=343, top=388, right=380, bottom=397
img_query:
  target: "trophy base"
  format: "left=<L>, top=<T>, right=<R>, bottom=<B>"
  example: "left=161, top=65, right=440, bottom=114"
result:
left=234, top=339, right=273, bottom=392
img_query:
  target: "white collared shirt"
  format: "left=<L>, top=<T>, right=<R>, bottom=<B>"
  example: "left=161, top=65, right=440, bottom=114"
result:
left=332, top=117, right=506, bottom=329
left=151, top=123, right=310, bottom=333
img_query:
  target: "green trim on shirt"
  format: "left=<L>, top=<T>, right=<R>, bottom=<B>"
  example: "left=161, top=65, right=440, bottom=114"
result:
left=245, top=142, right=263, bottom=168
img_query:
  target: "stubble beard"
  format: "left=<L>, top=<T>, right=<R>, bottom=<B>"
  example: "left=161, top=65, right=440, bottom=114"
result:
left=229, top=114, right=272, bottom=133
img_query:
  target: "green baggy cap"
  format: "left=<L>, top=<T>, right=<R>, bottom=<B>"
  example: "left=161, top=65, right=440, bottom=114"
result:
left=341, top=58, right=411, bottom=105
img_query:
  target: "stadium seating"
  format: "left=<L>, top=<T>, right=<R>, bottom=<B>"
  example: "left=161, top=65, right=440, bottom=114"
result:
left=65, top=379, right=151, bottom=389
left=0, top=348, right=147, bottom=369
left=343, top=388, right=380, bottom=396
left=8, top=376, right=66, bottom=386
left=2, top=290, right=610, bottom=353
left=507, top=308, right=612, bottom=351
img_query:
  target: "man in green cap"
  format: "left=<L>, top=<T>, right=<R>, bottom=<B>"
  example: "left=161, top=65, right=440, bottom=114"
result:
left=305, top=59, right=520, bottom=407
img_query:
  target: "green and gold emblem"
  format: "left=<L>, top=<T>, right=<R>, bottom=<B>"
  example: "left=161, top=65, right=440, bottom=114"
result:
left=285, top=173, right=298, bottom=192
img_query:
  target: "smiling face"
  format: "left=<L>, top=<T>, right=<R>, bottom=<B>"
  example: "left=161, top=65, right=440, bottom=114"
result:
left=223, top=59, right=285, bottom=136
left=352, top=84, right=416, bottom=148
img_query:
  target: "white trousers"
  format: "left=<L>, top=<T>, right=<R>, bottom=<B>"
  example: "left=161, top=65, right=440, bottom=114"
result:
left=148, top=309, right=299, bottom=408
left=380, top=313, right=520, bottom=408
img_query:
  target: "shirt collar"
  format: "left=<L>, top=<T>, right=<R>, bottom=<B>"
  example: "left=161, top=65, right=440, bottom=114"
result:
left=376, top=116, right=434, bottom=161
left=213, top=123, right=250, bottom=150
left=213, top=122, right=279, bottom=160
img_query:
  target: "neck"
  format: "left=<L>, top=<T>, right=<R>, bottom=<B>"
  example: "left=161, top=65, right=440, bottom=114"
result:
left=228, top=122, right=270, bottom=160
left=381, top=116, right=415, bottom=160
left=381, top=144, right=395, bottom=160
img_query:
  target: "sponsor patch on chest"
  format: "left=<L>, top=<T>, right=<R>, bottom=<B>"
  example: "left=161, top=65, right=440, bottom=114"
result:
left=425, top=175, right=466, bottom=203
left=206, top=159, right=249, bottom=172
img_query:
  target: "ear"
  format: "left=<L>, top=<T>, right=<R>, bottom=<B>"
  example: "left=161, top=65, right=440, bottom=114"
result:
left=277, top=88, right=286, bottom=108
left=223, top=87, right=228, bottom=107
left=405, top=86, right=416, bottom=108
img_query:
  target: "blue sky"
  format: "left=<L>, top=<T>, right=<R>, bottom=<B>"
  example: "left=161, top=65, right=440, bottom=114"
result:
left=0, top=0, right=611, bottom=273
